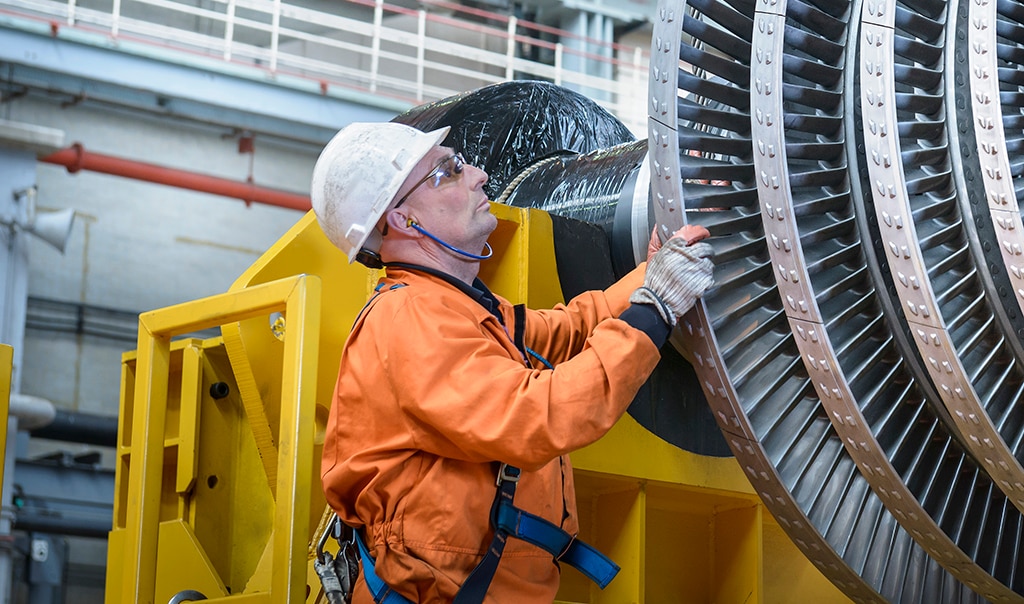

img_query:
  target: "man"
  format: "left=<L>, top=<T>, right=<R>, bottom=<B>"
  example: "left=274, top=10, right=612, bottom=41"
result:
left=313, top=122, right=713, bottom=603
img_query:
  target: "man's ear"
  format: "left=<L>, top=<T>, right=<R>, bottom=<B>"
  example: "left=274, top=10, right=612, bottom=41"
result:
left=384, top=209, right=416, bottom=235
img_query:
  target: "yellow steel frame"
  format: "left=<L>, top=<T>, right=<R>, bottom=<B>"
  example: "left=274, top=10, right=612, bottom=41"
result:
left=110, top=275, right=320, bottom=604
left=0, top=344, right=10, bottom=491
left=109, top=205, right=849, bottom=603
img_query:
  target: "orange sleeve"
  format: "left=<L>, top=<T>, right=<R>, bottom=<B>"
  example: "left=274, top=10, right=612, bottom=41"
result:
left=380, top=281, right=658, bottom=471
left=521, top=262, right=646, bottom=365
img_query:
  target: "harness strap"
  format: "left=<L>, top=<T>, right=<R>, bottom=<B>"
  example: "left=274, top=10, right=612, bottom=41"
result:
left=455, top=464, right=619, bottom=603
left=354, top=530, right=416, bottom=604
left=354, top=464, right=619, bottom=604
left=513, top=304, right=555, bottom=370
left=513, top=304, right=527, bottom=358
left=451, top=465, right=520, bottom=604
left=493, top=500, right=619, bottom=587
left=352, top=283, right=407, bottom=330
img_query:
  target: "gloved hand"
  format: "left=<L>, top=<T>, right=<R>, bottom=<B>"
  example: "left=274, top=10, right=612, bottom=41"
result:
left=631, top=235, right=714, bottom=325
left=647, top=224, right=711, bottom=262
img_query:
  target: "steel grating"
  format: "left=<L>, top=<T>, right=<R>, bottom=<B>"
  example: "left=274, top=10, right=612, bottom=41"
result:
left=648, top=0, right=1024, bottom=601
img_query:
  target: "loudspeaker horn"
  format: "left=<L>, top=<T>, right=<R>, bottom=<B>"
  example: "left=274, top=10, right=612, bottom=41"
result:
left=26, top=208, right=75, bottom=253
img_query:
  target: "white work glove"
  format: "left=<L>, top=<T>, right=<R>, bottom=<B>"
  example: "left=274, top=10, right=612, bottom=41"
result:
left=630, top=237, right=714, bottom=325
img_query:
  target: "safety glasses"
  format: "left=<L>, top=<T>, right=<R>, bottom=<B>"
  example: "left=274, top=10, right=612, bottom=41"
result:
left=393, top=153, right=466, bottom=209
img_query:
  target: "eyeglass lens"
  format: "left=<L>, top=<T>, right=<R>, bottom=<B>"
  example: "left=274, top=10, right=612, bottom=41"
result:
left=430, top=153, right=465, bottom=188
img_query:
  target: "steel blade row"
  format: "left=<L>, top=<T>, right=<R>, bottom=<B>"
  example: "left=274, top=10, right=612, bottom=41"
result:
left=647, top=0, right=1024, bottom=601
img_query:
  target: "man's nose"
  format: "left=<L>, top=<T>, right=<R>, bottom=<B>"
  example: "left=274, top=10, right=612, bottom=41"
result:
left=466, top=163, right=488, bottom=187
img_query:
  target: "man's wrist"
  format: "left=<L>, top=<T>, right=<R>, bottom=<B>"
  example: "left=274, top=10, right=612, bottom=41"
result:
left=619, top=303, right=671, bottom=347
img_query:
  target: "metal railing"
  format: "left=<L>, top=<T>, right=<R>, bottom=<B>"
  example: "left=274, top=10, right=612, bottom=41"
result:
left=0, top=0, right=650, bottom=133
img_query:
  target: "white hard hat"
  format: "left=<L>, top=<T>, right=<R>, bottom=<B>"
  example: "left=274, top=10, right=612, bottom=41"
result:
left=310, top=122, right=450, bottom=265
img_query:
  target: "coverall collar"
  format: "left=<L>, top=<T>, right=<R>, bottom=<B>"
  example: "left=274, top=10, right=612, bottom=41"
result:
left=385, top=262, right=504, bottom=325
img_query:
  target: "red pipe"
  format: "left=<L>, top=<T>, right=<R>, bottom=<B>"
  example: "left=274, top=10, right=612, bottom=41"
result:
left=39, top=143, right=311, bottom=212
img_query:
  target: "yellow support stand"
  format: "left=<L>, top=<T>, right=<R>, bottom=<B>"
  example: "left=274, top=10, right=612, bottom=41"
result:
left=108, top=206, right=850, bottom=603
left=106, top=276, right=321, bottom=604
left=0, top=344, right=11, bottom=492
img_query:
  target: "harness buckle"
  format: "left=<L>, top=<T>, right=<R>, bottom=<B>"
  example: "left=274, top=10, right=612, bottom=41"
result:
left=496, top=463, right=520, bottom=486
left=556, top=533, right=577, bottom=561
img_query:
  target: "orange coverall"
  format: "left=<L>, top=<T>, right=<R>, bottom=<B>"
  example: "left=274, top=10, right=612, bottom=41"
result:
left=321, top=264, right=661, bottom=603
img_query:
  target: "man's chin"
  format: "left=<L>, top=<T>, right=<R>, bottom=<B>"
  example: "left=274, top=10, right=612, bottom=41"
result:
left=483, top=214, right=498, bottom=234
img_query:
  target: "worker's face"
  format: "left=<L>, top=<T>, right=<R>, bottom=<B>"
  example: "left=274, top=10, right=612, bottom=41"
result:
left=393, top=146, right=496, bottom=246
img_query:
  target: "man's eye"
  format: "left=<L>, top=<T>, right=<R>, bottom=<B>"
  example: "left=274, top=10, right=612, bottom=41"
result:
left=428, top=155, right=463, bottom=188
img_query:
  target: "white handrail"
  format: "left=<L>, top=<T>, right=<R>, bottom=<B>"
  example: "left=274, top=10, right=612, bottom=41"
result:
left=371, top=0, right=383, bottom=94
left=110, top=0, right=119, bottom=37
left=223, top=0, right=235, bottom=61
left=504, top=16, right=515, bottom=82
left=0, top=0, right=649, bottom=133
left=269, top=0, right=280, bottom=72
left=416, top=10, right=426, bottom=102
left=554, top=43, right=563, bottom=86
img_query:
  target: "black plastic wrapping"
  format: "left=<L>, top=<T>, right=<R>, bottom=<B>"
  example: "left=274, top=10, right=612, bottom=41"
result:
left=502, top=140, right=648, bottom=279
left=393, top=80, right=635, bottom=200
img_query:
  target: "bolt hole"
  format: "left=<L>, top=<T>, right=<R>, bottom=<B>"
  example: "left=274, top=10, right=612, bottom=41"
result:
left=210, top=382, right=230, bottom=400
left=207, top=475, right=218, bottom=489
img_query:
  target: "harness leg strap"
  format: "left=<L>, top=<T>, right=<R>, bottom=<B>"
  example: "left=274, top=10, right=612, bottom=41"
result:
left=493, top=499, right=620, bottom=588
left=452, top=467, right=519, bottom=604
left=351, top=463, right=620, bottom=604
left=353, top=531, right=416, bottom=604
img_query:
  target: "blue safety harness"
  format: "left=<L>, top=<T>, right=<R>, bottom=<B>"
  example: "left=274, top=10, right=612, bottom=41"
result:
left=354, top=462, right=619, bottom=604
left=350, top=268, right=620, bottom=603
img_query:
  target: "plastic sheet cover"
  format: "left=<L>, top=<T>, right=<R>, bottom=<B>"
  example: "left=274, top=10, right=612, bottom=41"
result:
left=394, top=80, right=635, bottom=201
left=501, top=140, right=646, bottom=238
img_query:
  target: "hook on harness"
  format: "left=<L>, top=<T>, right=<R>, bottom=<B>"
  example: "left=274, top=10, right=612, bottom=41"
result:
left=315, top=515, right=360, bottom=604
